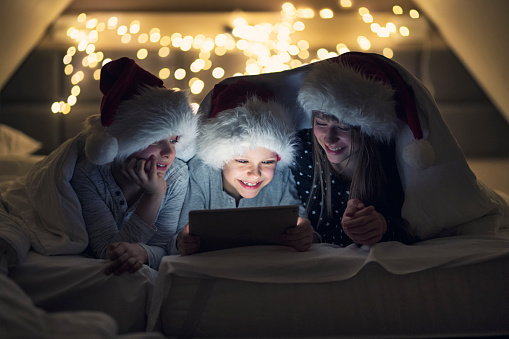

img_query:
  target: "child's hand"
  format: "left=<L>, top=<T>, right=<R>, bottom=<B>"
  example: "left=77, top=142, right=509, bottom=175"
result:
left=123, top=155, right=167, bottom=196
left=282, top=217, right=313, bottom=252
left=341, top=198, right=387, bottom=246
left=104, top=242, right=148, bottom=275
left=176, top=224, right=201, bottom=256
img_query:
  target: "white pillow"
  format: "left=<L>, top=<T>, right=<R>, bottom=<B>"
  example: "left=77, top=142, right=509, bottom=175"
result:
left=0, top=124, right=42, bottom=155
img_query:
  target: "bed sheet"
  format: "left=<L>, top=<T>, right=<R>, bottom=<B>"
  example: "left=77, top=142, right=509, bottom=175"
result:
left=9, top=250, right=158, bottom=334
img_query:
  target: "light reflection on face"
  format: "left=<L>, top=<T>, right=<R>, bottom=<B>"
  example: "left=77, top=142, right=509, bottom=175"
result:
left=130, top=136, right=179, bottom=177
left=221, top=146, right=278, bottom=200
left=313, top=111, right=353, bottom=168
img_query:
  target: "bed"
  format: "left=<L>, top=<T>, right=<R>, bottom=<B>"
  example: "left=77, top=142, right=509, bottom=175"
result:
left=2, top=55, right=509, bottom=338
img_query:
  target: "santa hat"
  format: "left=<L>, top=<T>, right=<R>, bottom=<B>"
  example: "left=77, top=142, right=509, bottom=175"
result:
left=298, top=52, right=435, bottom=169
left=197, top=80, right=296, bottom=169
left=84, top=57, right=198, bottom=165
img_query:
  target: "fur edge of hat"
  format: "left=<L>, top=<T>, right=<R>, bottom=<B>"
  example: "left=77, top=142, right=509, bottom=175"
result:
left=197, top=96, right=296, bottom=169
left=297, top=60, right=401, bottom=143
left=85, top=86, right=198, bottom=165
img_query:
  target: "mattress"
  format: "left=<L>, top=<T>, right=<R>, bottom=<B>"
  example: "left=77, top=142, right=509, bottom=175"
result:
left=148, top=232, right=509, bottom=338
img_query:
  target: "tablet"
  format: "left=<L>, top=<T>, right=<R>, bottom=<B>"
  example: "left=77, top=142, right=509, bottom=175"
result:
left=189, top=205, right=299, bottom=252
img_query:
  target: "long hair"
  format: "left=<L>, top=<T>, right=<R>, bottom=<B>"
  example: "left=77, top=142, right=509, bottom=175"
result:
left=307, top=112, right=387, bottom=222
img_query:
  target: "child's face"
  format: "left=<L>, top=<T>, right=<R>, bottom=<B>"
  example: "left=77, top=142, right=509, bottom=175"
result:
left=131, top=136, right=179, bottom=176
left=313, top=112, right=355, bottom=168
left=222, top=146, right=278, bottom=200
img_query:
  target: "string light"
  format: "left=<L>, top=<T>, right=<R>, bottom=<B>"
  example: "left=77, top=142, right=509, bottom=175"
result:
left=56, top=2, right=419, bottom=115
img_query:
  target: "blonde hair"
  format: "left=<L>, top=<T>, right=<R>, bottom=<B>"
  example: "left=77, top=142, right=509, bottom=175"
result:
left=307, top=112, right=387, bottom=221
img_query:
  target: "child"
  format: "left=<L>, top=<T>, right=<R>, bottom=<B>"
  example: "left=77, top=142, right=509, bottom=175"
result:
left=175, top=80, right=314, bottom=255
left=292, top=52, right=416, bottom=247
left=70, top=57, right=198, bottom=274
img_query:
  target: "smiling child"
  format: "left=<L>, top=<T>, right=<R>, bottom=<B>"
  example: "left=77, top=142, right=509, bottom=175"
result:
left=70, top=57, right=198, bottom=274
left=174, top=80, right=314, bottom=255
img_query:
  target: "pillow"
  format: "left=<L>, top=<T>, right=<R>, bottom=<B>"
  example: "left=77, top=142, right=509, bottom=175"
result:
left=0, top=124, right=42, bottom=155
left=0, top=155, right=45, bottom=176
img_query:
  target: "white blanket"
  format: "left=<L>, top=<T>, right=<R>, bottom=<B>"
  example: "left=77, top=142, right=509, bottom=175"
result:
left=1, top=134, right=88, bottom=266
left=152, top=230, right=509, bottom=285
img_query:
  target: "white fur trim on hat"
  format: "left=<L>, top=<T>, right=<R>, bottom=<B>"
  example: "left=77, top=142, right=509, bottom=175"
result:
left=197, top=97, right=296, bottom=169
left=298, top=60, right=401, bottom=143
left=85, top=86, right=198, bottom=165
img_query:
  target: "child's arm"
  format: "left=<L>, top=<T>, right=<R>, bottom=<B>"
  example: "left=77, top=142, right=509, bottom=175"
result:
left=123, top=155, right=167, bottom=225
left=341, top=198, right=387, bottom=246
left=71, top=162, right=161, bottom=270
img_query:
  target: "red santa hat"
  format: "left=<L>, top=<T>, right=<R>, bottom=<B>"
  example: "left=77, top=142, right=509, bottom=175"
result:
left=197, top=80, right=296, bottom=169
left=297, top=52, right=435, bottom=169
left=84, top=57, right=198, bottom=165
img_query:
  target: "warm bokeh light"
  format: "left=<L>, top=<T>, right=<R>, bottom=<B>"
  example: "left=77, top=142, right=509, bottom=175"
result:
left=174, top=68, right=186, bottom=80
left=117, top=25, right=128, bottom=35
left=86, top=18, right=98, bottom=29
left=137, top=48, right=148, bottom=59
left=121, top=34, right=132, bottom=44
left=130, top=21, right=140, bottom=34
left=336, top=43, right=350, bottom=54
left=319, top=9, right=334, bottom=19
left=68, top=95, right=77, bottom=106
left=190, top=78, right=204, bottom=94
left=358, top=7, right=369, bottom=16
left=393, top=6, right=403, bottom=15
left=138, top=33, right=149, bottom=44
left=107, top=17, right=118, bottom=29
left=357, top=36, right=371, bottom=50
left=409, top=9, right=420, bottom=19
left=212, top=67, right=225, bottom=79
left=159, top=68, right=170, bottom=79
left=383, top=48, right=394, bottom=58
left=159, top=47, right=170, bottom=58
left=160, top=36, right=171, bottom=46
left=340, top=0, right=352, bottom=8
left=63, top=55, right=72, bottom=65
left=362, top=14, right=373, bottom=23
left=58, top=4, right=417, bottom=115
left=150, top=28, right=161, bottom=43
left=64, top=64, right=73, bottom=75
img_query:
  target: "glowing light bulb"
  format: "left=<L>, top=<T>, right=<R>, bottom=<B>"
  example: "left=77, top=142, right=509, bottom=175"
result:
left=137, top=48, right=148, bottom=59
left=174, top=68, right=186, bottom=80
left=320, top=9, right=334, bottom=19
left=212, top=67, right=225, bottom=79
left=409, top=9, right=420, bottom=19
left=159, top=68, right=170, bottom=79
left=357, top=36, right=371, bottom=50
left=400, top=26, right=410, bottom=36
left=383, top=48, right=394, bottom=58
left=340, top=0, right=352, bottom=7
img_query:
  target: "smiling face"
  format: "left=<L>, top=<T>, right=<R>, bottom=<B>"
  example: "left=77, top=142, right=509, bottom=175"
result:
left=312, top=111, right=358, bottom=175
left=221, top=146, right=278, bottom=201
left=131, top=136, right=179, bottom=177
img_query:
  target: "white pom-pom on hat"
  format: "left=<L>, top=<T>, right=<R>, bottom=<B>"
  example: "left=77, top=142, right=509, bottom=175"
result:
left=84, top=115, right=118, bottom=165
left=402, top=138, right=435, bottom=170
